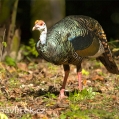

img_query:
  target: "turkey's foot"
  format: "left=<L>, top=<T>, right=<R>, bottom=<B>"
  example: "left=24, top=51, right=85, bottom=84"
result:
left=58, top=89, right=67, bottom=99
left=75, top=86, right=83, bottom=91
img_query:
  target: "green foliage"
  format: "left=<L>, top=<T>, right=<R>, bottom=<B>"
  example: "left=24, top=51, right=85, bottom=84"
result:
left=2, top=42, right=7, bottom=47
left=70, top=103, right=80, bottom=111
left=28, top=63, right=38, bottom=70
left=60, top=114, right=67, bottom=119
left=85, top=109, right=119, bottom=119
left=20, top=114, right=32, bottom=119
left=60, top=88, right=97, bottom=119
left=60, top=104, right=118, bottom=119
left=60, top=108, right=119, bottom=119
left=86, top=88, right=97, bottom=99
left=97, top=70, right=104, bottom=76
left=4, top=56, right=16, bottom=67
left=9, top=77, right=20, bottom=87
left=43, top=92, right=57, bottom=107
left=21, top=38, right=38, bottom=58
left=68, top=88, right=97, bottom=103
left=60, top=108, right=90, bottom=119
left=82, top=69, right=89, bottom=76
left=95, top=61, right=102, bottom=67
left=45, top=92, right=57, bottom=99
left=0, top=113, right=8, bottom=119
left=47, top=62, right=58, bottom=73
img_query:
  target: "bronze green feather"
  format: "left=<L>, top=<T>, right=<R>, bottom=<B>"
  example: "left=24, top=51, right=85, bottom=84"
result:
left=36, top=15, right=119, bottom=74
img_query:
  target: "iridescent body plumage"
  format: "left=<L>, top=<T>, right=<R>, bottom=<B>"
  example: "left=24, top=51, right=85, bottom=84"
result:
left=33, top=15, right=119, bottom=99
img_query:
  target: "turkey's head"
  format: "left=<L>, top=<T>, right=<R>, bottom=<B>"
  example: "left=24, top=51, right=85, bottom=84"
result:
left=32, top=20, right=46, bottom=33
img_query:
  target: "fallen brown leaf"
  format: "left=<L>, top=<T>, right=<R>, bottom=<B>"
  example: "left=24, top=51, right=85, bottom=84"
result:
left=17, top=62, right=28, bottom=71
left=92, top=75, right=104, bottom=81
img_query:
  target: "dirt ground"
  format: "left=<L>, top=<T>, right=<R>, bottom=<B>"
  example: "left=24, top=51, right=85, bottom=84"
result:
left=0, top=58, right=119, bottom=119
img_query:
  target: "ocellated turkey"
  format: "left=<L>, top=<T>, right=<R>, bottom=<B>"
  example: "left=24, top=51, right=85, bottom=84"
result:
left=32, top=15, right=119, bottom=99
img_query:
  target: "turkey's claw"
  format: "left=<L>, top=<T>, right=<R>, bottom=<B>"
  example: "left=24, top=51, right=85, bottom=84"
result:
left=58, top=89, right=67, bottom=99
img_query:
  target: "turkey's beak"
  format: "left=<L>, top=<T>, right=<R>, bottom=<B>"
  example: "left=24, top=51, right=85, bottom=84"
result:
left=32, top=26, right=36, bottom=31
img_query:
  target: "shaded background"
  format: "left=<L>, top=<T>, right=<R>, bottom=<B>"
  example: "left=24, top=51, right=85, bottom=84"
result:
left=17, top=0, right=119, bottom=43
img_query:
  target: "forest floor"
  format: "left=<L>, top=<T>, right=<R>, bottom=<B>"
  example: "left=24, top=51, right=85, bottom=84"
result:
left=0, top=58, right=119, bottom=119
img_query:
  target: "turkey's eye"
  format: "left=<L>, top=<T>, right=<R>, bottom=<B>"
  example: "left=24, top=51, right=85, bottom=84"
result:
left=39, top=22, right=43, bottom=26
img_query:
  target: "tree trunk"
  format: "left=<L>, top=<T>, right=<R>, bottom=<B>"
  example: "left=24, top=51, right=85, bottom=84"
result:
left=0, top=27, right=6, bottom=61
left=7, top=0, right=19, bottom=59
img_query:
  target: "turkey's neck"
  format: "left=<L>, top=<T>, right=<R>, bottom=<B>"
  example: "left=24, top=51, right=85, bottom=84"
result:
left=40, top=27, right=47, bottom=45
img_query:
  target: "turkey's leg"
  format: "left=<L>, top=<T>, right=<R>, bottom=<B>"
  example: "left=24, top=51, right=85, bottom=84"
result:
left=59, top=65, right=70, bottom=99
left=77, top=72, right=82, bottom=91
left=77, top=65, right=82, bottom=91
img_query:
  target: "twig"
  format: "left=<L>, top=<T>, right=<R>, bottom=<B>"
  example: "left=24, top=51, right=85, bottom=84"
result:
left=0, top=29, right=6, bottom=61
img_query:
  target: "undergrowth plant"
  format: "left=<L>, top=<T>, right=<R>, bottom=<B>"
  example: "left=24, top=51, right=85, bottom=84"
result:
left=0, top=113, right=8, bottom=119
left=21, top=38, right=38, bottom=60
left=20, top=114, right=32, bottom=119
left=68, top=88, right=97, bottom=103
left=60, top=108, right=90, bottom=119
left=45, top=92, right=57, bottom=99
left=4, top=56, right=16, bottom=67
left=60, top=88, right=97, bottom=119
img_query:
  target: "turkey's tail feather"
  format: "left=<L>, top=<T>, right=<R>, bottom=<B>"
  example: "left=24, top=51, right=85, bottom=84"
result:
left=97, top=31, right=119, bottom=74
left=97, top=53, right=119, bottom=74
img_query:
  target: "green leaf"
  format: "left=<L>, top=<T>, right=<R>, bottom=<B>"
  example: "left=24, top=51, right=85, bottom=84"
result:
left=60, top=113, right=67, bottom=119
left=82, top=69, right=89, bottom=76
left=21, top=38, right=39, bottom=57
left=5, top=56, right=16, bottom=67
left=2, top=42, right=7, bottom=47
left=0, top=113, right=8, bottom=119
